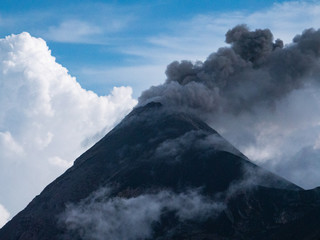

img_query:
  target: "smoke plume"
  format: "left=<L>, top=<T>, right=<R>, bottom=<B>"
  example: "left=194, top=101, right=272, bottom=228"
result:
left=139, top=25, right=320, bottom=188
left=139, top=24, right=320, bottom=115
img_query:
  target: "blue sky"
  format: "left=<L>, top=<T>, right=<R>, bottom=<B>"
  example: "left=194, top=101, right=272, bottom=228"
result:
left=0, top=0, right=316, bottom=97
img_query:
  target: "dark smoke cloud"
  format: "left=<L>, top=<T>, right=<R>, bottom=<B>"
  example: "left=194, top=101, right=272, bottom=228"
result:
left=139, top=25, right=320, bottom=117
left=138, top=25, right=320, bottom=189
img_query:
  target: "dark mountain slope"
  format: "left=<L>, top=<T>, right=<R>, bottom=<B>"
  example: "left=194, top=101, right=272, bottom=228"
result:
left=0, top=102, right=319, bottom=240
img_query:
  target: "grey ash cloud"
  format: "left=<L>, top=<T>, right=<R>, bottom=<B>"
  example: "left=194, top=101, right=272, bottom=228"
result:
left=139, top=25, right=320, bottom=188
left=139, top=24, right=320, bottom=117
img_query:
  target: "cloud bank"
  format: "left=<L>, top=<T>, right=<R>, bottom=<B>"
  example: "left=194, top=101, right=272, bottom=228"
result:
left=139, top=25, right=320, bottom=189
left=61, top=187, right=224, bottom=240
left=0, top=32, right=137, bottom=220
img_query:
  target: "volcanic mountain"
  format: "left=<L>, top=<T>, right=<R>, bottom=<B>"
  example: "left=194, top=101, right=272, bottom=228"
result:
left=1, top=102, right=320, bottom=240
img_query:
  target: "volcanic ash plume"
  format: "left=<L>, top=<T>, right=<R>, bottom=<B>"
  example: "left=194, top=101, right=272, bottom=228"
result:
left=139, top=24, right=320, bottom=117
left=139, top=25, right=320, bottom=188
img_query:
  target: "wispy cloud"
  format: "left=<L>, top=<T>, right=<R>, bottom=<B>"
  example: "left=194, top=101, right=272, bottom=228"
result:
left=123, top=1, right=320, bottom=64
left=42, top=14, right=134, bottom=44
left=44, top=20, right=103, bottom=44
left=0, top=3, right=136, bottom=44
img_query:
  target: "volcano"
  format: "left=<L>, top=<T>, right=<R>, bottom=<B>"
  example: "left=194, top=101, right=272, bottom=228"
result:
left=1, top=102, right=320, bottom=240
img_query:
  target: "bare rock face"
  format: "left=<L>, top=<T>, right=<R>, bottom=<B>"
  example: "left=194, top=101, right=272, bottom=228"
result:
left=0, top=102, right=319, bottom=240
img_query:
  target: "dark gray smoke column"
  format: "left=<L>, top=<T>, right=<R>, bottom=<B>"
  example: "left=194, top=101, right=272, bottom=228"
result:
left=139, top=25, right=320, bottom=118
left=139, top=25, right=320, bottom=189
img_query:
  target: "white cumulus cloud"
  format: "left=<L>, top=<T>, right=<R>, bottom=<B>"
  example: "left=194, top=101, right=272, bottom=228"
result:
left=0, top=32, right=137, bottom=219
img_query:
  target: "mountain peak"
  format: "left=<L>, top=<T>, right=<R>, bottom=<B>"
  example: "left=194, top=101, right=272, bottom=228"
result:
left=0, top=103, right=318, bottom=240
